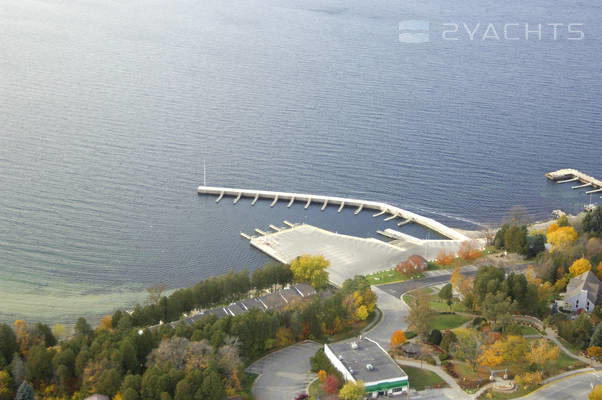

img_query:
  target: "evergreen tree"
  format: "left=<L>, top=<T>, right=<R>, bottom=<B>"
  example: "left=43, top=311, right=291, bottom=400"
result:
left=0, top=325, right=17, bottom=367
left=15, top=381, right=34, bottom=400
left=200, top=371, right=224, bottom=400
left=591, top=323, right=602, bottom=347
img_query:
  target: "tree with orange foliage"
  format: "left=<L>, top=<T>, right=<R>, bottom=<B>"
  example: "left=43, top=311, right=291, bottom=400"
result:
left=318, top=370, right=327, bottom=382
left=98, top=315, right=112, bottom=331
left=569, top=258, right=592, bottom=277
left=390, top=330, right=407, bottom=348
left=450, top=266, right=463, bottom=290
left=458, top=240, right=482, bottom=261
left=597, top=262, right=602, bottom=281
left=436, top=250, right=455, bottom=266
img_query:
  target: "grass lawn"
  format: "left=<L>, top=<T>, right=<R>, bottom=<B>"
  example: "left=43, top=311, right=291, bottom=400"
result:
left=365, top=269, right=423, bottom=285
left=399, top=365, right=447, bottom=390
left=517, top=325, right=540, bottom=336
left=430, top=298, right=468, bottom=313
left=546, top=345, right=586, bottom=375
left=430, top=313, right=471, bottom=330
left=454, top=362, right=487, bottom=381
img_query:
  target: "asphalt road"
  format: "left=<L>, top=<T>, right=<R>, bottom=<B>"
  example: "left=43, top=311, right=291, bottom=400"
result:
left=369, top=286, right=411, bottom=348
left=377, top=263, right=529, bottom=298
left=520, top=370, right=602, bottom=400
left=248, top=341, right=321, bottom=400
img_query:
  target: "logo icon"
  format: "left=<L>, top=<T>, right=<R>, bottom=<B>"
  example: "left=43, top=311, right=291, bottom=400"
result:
left=399, top=20, right=430, bottom=43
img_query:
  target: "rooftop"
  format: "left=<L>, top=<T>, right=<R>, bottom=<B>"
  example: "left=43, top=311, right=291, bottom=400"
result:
left=258, top=292, right=288, bottom=310
left=326, top=337, right=407, bottom=384
left=566, top=270, right=601, bottom=305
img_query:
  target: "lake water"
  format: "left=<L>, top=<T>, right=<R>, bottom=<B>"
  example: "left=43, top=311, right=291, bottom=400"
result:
left=0, top=0, right=600, bottom=324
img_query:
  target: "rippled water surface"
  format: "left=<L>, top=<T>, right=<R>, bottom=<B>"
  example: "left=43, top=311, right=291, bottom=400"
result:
left=0, top=0, right=600, bottom=323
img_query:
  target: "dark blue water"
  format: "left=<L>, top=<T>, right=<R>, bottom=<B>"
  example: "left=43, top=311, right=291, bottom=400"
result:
left=0, top=0, right=600, bottom=323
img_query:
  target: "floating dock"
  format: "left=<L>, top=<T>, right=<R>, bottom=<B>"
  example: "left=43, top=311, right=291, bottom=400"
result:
left=197, top=185, right=470, bottom=241
left=397, top=219, right=412, bottom=227
left=251, top=193, right=259, bottom=205
left=321, top=199, right=328, bottom=211
left=233, top=193, right=242, bottom=204
left=547, top=169, right=602, bottom=198
left=338, top=202, right=345, bottom=213
left=384, top=214, right=397, bottom=221
left=287, top=197, right=295, bottom=207
left=373, top=210, right=386, bottom=217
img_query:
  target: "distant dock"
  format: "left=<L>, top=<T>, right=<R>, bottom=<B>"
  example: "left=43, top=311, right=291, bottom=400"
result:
left=197, top=185, right=470, bottom=241
left=547, top=169, right=602, bottom=198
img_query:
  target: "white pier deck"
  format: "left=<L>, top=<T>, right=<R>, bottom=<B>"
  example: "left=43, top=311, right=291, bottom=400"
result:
left=198, top=185, right=470, bottom=241
left=547, top=169, right=602, bottom=200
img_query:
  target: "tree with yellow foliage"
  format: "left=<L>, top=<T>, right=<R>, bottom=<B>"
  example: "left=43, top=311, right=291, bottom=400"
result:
left=390, top=330, right=407, bottom=348
left=290, top=254, right=330, bottom=289
left=354, top=305, right=369, bottom=321
left=525, top=265, right=541, bottom=286
left=569, top=258, right=593, bottom=277
left=597, top=262, right=602, bottom=281
left=14, top=320, right=30, bottom=355
left=590, top=385, right=602, bottom=400
left=501, top=335, right=528, bottom=367
left=339, top=380, right=365, bottom=400
left=516, top=371, right=544, bottom=389
left=546, top=225, right=578, bottom=250
left=526, top=339, right=559, bottom=367
left=588, top=346, right=602, bottom=361
left=477, top=340, right=504, bottom=368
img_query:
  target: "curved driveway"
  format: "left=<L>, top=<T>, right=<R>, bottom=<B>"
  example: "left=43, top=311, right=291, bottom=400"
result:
left=248, top=341, right=321, bottom=400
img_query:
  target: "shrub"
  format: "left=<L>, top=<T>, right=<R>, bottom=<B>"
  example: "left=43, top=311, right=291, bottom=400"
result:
left=472, top=317, right=486, bottom=327
left=427, top=329, right=442, bottom=346
left=439, top=352, right=448, bottom=361
left=440, top=331, right=457, bottom=352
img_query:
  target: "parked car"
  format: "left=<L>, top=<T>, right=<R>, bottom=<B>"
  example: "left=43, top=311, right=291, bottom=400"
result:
left=294, top=394, right=308, bottom=400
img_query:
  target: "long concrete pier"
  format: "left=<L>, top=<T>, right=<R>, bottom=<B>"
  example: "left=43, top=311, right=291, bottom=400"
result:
left=198, top=185, right=470, bottom=241
left=548, top=169, right=602, bottom=198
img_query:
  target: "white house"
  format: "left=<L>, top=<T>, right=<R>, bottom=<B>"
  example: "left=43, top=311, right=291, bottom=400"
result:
left=563, top=270, right=601, bottom=313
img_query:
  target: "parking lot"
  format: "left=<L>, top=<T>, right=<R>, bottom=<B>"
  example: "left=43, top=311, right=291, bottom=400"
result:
left=248, top=341, right=321, bottom=400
